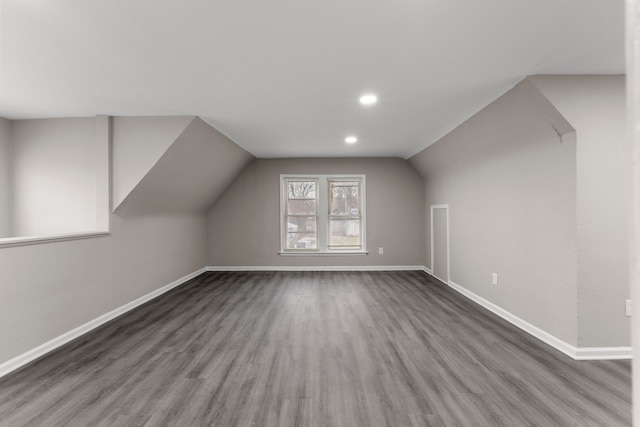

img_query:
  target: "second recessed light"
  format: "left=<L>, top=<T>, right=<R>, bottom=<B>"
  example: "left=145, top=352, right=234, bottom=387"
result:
left=345, top=136, right=358, bottom=144
left=359, top=94, right=378, bottom=106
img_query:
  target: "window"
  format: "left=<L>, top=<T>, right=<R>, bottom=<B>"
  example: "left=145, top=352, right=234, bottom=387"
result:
left=280, top=174, right=366, bottom=254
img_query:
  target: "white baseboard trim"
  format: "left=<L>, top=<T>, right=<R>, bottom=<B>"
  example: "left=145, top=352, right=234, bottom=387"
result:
left=422, top=266, right=432, bottom=275
left=0, top=267, right=207, bottom=379
left=446, top=280, right=578, bottom=359
left=574, top=346, right=633, bottom=360
left=206, top=265, right=426, bottom=272
left=444, top=278, right=631, bottom=361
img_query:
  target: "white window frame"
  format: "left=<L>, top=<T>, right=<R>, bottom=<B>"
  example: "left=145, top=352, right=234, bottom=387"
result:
left=279, top=174, right=367, bottom=255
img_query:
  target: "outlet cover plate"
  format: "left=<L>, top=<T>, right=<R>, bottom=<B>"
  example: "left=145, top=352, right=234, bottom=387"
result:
left=626, top=299, right=632, bottom=317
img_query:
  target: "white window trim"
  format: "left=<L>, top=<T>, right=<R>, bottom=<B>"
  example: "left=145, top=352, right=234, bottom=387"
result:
left=279, top=174, right=367, bottom=255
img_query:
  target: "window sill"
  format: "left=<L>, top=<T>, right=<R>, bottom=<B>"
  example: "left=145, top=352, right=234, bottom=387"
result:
left=0, top=231, right=110, bottom=248
left=279, top=250, right=368, bottom=256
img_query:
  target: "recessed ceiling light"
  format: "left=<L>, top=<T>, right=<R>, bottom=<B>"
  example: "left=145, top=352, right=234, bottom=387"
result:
left=345, top=136, right=358, bottom=144
left=359, top=94, right=378, bottom=106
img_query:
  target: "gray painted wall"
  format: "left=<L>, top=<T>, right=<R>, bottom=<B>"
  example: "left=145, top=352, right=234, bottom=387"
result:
left=0, top=119, right=12, bottom=237
left=11, top=118, right=97, bottom=236
left=530, top=75, right=629, bottom=347
left=410, top=79, right=579, bottom=346
left=0, top=212, right=207, bottom=364
left=207, top=158, right=426, bottom=267
left=0, top=114, right=253, bottom=366
left=0, top=116, right=212, bottom=365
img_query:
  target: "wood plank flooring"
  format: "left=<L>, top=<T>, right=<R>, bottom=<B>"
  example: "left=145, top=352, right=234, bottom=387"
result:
left=0, top=271, right=631, bottom=426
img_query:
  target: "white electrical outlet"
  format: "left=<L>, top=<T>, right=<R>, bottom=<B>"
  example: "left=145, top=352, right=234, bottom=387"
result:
left=378, top=247, right=384, bottom=255
left=626, top=299, right=632, bottom=317
left=492, top=273, right=498, bottom=286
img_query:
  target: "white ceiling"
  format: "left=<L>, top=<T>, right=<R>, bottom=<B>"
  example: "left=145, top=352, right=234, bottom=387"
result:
left=0, top=0, right=624, bottom=158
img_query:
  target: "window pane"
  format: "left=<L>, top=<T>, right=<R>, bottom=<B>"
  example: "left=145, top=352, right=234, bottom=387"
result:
left=330, top=181, right=360, bottom=216
left=329, top=219, right=361, bottom=247
left=287, top=232, right=317, bottom=249
left=287, top=181, right=316, bottom=199
left=286, top=216, right=316, bottom=233
left=286, top=216, right=317, bottom=249
left=287, top=199, right=316, bottom=215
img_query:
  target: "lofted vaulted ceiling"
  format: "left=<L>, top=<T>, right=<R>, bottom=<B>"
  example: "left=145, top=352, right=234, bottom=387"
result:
left=0, top=0, right=624, bottom=158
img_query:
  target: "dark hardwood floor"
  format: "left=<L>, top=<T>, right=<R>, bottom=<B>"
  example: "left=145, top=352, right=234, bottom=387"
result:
left=0, top=271, right=631, bottom=426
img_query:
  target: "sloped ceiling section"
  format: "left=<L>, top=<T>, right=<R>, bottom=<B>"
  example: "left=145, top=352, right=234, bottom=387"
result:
left=114, top=117, right=255, bottom=216
left=523, top=77, right=576, bottom=142
left=112, top=116, right=195, bottom=210
left=409, top=77, right=575, bottom=177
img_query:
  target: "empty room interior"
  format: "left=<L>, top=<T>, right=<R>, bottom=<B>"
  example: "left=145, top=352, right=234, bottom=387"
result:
left=0, top=1, right=636, bottom=426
